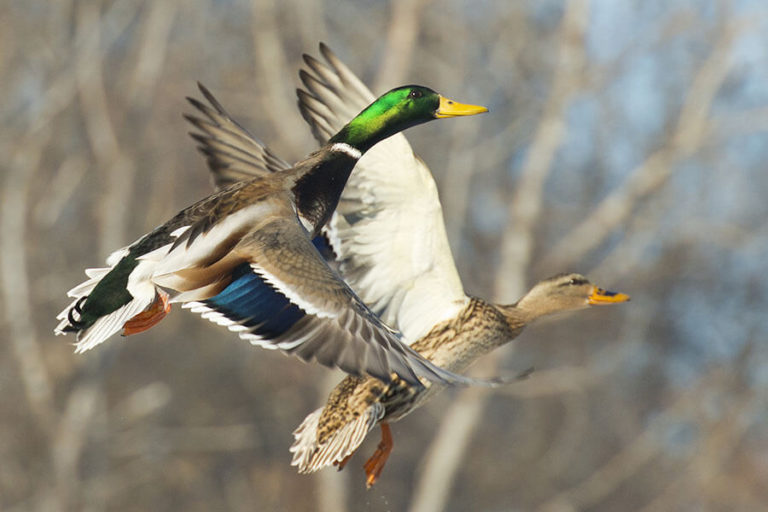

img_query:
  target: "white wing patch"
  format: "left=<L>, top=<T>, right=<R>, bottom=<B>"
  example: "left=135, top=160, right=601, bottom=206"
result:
left=299, top=48, right=469, bottom=344
left=71, top=295, right=154, bottom=353
left=325, top=144, right=469, bottom=342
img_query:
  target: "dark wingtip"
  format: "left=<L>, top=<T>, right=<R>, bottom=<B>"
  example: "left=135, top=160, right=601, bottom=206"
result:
left=186, top=96, right=207, bottom=112
left=296, top=88, right=315, bottom=109
left=182, top=113, right=207, bottom=131
left=302, top=53, right=328, bottom=78
left=199, top=84, right=227, bottom=113
left=298, top=69, right=311, bottom=90
left=318, top=42, right=337, bottom=66
left=296, top=88, right=311, bottom=100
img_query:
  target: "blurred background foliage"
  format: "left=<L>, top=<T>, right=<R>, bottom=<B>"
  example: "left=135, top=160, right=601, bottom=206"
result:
left=2, top=0, right=768, bottom=510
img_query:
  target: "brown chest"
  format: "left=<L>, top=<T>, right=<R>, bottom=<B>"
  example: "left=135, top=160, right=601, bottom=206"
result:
left=410, top=299, right=522, bottom=373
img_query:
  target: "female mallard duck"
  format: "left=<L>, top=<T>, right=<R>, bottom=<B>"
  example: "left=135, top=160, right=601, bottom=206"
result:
left=189, top=44, right=629, bottom=486
left=54, top=80, right=489, bottom=387
left=289, top=272, right=629, bottom=486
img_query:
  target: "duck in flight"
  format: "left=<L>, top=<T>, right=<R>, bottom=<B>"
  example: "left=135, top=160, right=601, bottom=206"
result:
left=290, top=272, right=629, bottom=487
left=55, top=76, right=489, bottom=388
left=187, top=43, right=630, bottom=487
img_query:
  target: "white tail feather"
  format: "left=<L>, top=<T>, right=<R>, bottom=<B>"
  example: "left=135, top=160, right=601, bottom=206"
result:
left=289, top=404, right=383, bottom=474
left=289, top=408, right=323, bottom=472
left=72, top=297, right=153, bottom=353
left=65, top=268, right=111, bottom=298
left=105, top=246, right=130, bottom=266
left=55, top=269, right=113, bottom=329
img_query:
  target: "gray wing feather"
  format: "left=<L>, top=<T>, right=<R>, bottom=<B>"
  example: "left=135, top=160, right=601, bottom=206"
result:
left=235, top=218, right=490, bottom=387
left=185, top=83, right=292, bottom=189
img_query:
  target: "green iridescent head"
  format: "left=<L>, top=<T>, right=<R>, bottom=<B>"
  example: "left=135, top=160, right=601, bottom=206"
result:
left=329, top=85, right=488, bottom=152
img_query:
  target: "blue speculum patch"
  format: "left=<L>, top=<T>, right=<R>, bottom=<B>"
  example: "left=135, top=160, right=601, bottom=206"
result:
left=205, top=262, right=305, bottom=338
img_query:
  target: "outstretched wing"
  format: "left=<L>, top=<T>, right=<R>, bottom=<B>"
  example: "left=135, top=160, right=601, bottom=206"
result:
left=185, top=83, right=291, bottom=189
left=297, top=44, right=468, bottom=343
left=183, top=217, right=483, bottom=387
left=185, top=49, right=469, bottom=345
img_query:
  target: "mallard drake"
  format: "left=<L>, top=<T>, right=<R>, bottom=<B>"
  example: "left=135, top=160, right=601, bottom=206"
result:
left=187, top=44, right=629, bottom=487
left=55, top=80, right=489, bottom=387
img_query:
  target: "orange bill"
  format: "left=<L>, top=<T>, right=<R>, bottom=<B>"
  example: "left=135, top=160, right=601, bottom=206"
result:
left=588, top=286, right=630, bottom=305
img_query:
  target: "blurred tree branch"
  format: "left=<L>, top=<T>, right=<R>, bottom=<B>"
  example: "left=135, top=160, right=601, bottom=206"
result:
left=250, top=0, right=305, bottom=153
left=373, top=0, right=432, bottom=90
left=2, top=131, right=57, bottom=437
left=4, top=2, right=768, bottom=510
left=537, top=354, right=756, bottom=512
left=127, top=2, right=177, bottom=105
left=76, top=0, right=136, bottom=254
left=538, top=16, right=745, bottom=272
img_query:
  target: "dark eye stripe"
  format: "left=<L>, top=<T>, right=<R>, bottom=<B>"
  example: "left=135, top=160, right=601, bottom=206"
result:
left=559, top=277, right=588, bottom=286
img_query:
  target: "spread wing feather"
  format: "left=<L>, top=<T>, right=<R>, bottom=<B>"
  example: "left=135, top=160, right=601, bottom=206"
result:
left=296, top=44, right=469, bottom=343
left=183, top=217, right=483, bottom=387
left=185, top=83, right=291, bottom=189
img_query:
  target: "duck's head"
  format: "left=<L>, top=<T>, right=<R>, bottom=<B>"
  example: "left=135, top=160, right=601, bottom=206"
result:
left=514, top=273, right=630, bottom=319
left=329, top=85, right=488, bottom=152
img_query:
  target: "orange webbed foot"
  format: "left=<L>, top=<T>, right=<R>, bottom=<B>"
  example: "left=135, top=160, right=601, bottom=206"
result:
left=363, top=423, right=393, bottom=489
left=122, top=290, right=171, bottom=336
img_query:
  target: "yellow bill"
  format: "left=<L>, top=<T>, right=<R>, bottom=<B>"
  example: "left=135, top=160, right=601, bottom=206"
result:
left=436, top=95, right=489, bottom=118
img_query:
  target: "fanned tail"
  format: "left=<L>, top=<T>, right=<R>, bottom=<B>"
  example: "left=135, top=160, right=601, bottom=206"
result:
left=289, top=404, right=382, bottom=474
left=55, top=266, right=162, bottom=352
left=55, top=267, right=112, bottom=336
left=71, top=297, right=155, bottom=353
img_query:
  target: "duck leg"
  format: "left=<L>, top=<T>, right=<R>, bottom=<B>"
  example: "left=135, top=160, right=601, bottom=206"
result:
left=122, top=290, right=171, bottom=336
left=363, top=422, right=393, bottom=488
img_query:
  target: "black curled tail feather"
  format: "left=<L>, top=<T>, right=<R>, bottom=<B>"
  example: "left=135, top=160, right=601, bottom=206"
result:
left=64, top=296, right=89, bottom=332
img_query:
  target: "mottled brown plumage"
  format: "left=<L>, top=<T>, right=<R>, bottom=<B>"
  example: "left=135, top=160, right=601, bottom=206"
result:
left=290, top=274, right=630, bottom=483
left=170, top=47, right=629, bottom=485
left=314, top=298, right=521, bottom=444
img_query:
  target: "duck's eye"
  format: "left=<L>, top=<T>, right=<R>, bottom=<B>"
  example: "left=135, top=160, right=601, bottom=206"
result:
left=569, top=278, right=577, bottom=285
left=409, top=90, right=423, bottom=99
